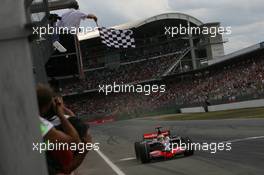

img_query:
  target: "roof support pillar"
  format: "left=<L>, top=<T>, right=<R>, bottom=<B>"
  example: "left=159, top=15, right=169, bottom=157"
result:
left=187, top=20, right=197, bottom=70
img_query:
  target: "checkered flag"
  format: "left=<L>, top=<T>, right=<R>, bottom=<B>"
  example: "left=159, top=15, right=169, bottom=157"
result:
left=98, top=27, right=136, bottom=48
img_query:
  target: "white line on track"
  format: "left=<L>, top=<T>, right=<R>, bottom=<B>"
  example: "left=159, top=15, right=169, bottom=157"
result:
left=223, top=135, right=264, bottom=143
left=96, top=150, right=126, bottom=175
left=119, top=157, right=136, bottom=161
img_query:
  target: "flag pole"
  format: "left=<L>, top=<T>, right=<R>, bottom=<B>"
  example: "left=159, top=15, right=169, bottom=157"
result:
left=95, top=20, right=99, bottom=28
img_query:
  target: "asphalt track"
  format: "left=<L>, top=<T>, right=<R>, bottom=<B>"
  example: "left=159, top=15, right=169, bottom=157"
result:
left=77, top=118, right=264, bottom=175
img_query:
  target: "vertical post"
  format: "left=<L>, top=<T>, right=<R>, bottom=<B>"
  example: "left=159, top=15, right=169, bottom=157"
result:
left=74, top=35, right=85, bottom=79
left=0, top=1, right=48, bottom=175
left=187, top=21, right=197, bottom=70
left=179, top=60, right=182, bottom=72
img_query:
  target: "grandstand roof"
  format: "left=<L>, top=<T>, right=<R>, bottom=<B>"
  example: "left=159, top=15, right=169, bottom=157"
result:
left=208, top=42, right=264, bottom=65
left=78, top=12, right=203, bottom=41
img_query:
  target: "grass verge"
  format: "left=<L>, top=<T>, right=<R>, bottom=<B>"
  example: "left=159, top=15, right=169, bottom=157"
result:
left=146, top=107, right=264, bottom=121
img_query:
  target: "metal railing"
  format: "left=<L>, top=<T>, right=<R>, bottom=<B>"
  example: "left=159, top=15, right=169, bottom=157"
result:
left=162, top=47, right=191, bottom=77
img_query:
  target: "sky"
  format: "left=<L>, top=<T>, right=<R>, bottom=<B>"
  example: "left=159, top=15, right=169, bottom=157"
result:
left=75, top=0, right=264, bottom=54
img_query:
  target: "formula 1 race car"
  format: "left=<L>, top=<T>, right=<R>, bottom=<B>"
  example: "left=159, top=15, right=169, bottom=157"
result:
left=134, top=127, right=194, bottom=163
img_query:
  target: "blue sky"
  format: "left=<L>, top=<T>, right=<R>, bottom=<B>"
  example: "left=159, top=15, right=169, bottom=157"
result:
left=73, top=0, right=264, bottom=54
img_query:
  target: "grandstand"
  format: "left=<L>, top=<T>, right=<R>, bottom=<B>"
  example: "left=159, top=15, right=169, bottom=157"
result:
left=44, top=13, right=264, bottom=120
left=51, top=13, right=226, bottom=94
left=64, top=43, right=264, bottom=119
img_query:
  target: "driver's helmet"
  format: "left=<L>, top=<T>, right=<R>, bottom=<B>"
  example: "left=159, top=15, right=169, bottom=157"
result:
left=157, top=134, right=165, bottom=142
left=165, top=136, right=170, bottom=142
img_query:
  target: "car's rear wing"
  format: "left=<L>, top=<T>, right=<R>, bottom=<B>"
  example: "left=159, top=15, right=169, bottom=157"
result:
left=143, top=130, right=170, bottom=139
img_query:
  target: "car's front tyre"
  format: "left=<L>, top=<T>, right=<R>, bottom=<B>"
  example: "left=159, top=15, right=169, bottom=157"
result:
left=139, top=142, right=151, bottom=163
left=182, top=137, right=194, bottom=156
left=134, top=142, right=141, bottom=160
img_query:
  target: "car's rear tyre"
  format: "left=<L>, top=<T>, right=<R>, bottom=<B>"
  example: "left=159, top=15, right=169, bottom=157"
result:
left=182, top=137, right=194, bottom=156
left=139, top=143, right=151, bottom=163
left=134, top=142, right=141, bottom=160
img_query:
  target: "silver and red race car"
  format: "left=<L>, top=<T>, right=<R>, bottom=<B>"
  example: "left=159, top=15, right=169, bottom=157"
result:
left=134, top=127, right=194, bottom=163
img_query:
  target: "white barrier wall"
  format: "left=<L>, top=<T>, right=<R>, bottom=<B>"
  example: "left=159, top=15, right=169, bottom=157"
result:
left=180, top=99, right=264, bottom=113
left=181, top=107, right=205, bottom=113
left=208, top=99, right=264, bottom=112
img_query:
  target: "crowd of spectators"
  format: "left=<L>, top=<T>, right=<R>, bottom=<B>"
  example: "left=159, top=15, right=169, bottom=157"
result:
left=60, top=51, right=184, bottom=94
left=160, top=56, right=264, bottom=105
left=81, top=39, right=188, bottom=69
left=64, top=56, right=264, bottom=117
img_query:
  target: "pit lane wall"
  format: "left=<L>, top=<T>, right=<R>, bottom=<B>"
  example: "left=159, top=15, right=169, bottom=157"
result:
left=180, top=99, right=264, bottom=113
left=0, top=1, right=49, bottom=175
